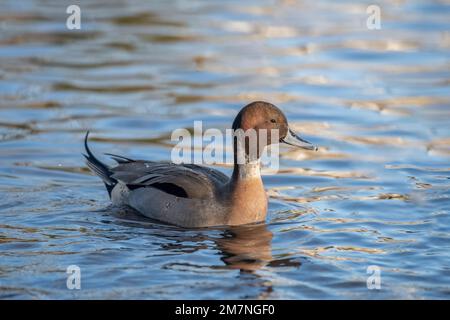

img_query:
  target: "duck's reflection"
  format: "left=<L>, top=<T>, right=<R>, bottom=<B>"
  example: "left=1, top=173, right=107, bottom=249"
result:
left=108, top=208, right=300, bottom=272
left=216, top=224, right=273, bottom=272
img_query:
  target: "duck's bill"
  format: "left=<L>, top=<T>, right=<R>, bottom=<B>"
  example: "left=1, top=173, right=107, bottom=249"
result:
left=281, top=128, right=318, bottom=151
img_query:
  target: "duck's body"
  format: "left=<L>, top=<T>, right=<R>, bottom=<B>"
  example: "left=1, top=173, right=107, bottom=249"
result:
left=84, top=101, right=315, bottom=228
left=85, top=151, right=267, bottom=227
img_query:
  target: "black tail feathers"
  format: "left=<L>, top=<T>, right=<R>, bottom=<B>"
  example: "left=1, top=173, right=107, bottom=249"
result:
left=83, top=131, right=116, bottom=196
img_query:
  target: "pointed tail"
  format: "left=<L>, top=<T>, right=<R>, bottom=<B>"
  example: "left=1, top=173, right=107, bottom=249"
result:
left=83, top=131, right=116, bottom=196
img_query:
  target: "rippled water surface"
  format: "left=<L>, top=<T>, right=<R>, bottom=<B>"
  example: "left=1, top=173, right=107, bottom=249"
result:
left=1, top=0, right=449, bottom=299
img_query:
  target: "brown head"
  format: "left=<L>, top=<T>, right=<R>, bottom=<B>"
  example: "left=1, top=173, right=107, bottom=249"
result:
left=232, top=101, right=317, bottom=162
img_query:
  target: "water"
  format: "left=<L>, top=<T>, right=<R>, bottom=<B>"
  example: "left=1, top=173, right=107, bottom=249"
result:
left=0, top=0, right=449, bottom=299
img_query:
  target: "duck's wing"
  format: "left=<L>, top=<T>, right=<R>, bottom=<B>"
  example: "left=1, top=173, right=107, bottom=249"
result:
left=83, top=132, right=229, bottom=200
left=109, top=156, right=229, bottom=199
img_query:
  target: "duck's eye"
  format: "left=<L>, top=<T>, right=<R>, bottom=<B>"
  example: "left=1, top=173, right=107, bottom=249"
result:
left=270, top=119, right=276, bottom=123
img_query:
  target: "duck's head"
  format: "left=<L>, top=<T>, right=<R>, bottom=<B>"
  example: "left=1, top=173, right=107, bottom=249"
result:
left=232, top=101, right=317, bottom=160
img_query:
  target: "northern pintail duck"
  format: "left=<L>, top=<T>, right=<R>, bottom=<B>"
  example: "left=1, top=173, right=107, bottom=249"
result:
left=84, top=101, right=316, bottom=228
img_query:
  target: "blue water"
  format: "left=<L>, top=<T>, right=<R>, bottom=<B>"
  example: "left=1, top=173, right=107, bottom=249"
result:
left=0, top=0, right=449, bottom=299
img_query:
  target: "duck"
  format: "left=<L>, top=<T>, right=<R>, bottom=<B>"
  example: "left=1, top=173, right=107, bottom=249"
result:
left=84, top=101, right=316, bottom=228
